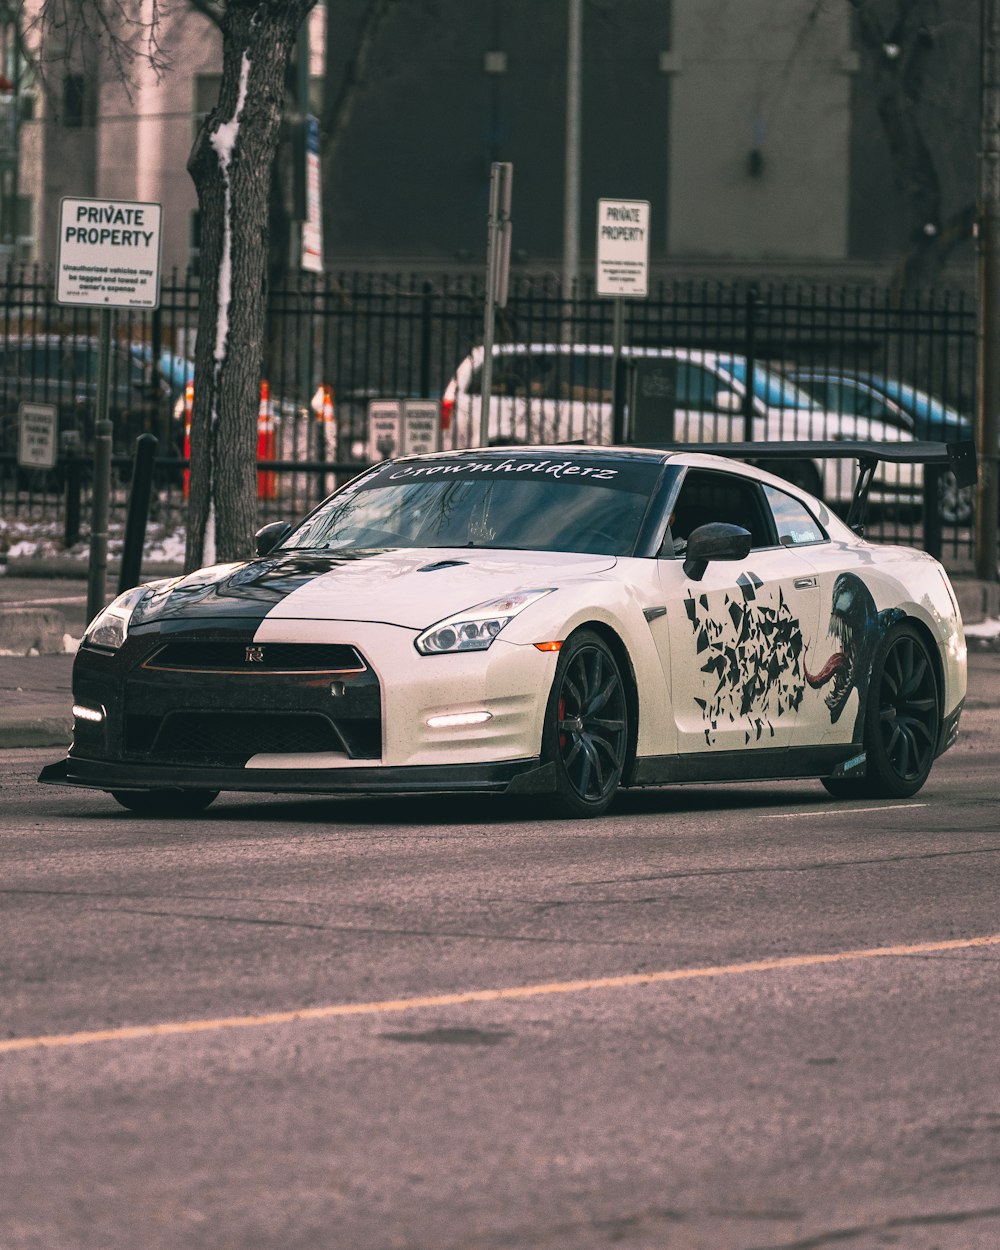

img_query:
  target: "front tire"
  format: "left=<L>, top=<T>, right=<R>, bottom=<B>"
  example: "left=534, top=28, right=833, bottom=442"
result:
left=540, top=630, right=629, bottom=818
left=822, top=623, right=940, bottom=800
left=111, top=789, right=219, bottom=816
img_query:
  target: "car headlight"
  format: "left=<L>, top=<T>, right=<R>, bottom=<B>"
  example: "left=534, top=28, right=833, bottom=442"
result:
left=415, top=589, right=555, bottom=655
left=83, top=584, right=152, bottom=651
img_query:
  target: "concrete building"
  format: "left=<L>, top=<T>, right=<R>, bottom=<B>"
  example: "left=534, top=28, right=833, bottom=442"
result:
left=10, top=0, right=980, bottom=282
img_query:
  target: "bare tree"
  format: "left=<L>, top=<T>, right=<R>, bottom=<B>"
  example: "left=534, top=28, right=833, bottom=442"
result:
left=848, top=0, right=978, bottom=287
left=27, top=0, right=316, bottom=571
left=181, top=0, right=315, bottom=570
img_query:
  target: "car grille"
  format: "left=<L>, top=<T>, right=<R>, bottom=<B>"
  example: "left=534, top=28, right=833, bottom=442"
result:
left=125, top=710, right=381, bottom=763
left=142, top=641, right=367, bottom=673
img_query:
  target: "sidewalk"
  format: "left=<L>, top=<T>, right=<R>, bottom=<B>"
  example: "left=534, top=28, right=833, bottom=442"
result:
left=2, top=564, right=999, bottom=751
left=0, top=559, right=182, bottom=748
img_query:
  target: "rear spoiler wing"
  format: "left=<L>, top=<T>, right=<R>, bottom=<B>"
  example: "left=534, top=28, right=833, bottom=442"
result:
left=640, top=438, right=978, bottom=534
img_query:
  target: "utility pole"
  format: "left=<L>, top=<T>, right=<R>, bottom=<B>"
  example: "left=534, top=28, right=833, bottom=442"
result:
left=561, top=0, right=582, bottom=325
left=977, top=0, right=1000, bottom=580
left=480, top=161, right=513, bottom=447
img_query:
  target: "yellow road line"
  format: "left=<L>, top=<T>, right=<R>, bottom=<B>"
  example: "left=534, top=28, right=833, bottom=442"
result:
left=4, top=933, right=999, bottom=1055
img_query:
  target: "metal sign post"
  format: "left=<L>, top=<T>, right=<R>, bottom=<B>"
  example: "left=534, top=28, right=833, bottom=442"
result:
left=480, top=162, right=513, bottom=448
left=596, top=198, right=650, bottom=442
left=56, top=196, right=163, bottom=623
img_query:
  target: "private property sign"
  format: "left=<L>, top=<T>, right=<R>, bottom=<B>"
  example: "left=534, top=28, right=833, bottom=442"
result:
left=56, top=197, right=163, bottom=308
left=596, top=198, right=650, bottom=297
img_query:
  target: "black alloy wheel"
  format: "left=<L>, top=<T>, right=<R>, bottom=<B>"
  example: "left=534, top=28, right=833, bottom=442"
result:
left=823, top=623, right=940, bottom=800
left=937, top=470, right=974, bottom=526
left=111, top=789, right=219, bottom=816
left=541, top=629, right=629, bottom=818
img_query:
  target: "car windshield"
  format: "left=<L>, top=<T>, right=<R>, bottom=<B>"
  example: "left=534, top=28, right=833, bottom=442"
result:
left=283, top=456, right=665, bottom=556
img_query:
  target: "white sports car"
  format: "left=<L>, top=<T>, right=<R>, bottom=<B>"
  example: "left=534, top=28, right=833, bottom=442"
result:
left=41, top=443, right=969, bottom=818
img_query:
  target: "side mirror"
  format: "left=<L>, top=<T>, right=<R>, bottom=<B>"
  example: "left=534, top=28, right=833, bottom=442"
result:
left=255, top=520, right=292, bottom=556
left=683, top=522, right=752, bottom=581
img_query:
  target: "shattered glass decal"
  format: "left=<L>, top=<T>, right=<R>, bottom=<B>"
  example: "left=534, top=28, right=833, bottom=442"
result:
left=685, top=575, right=806, bottom=745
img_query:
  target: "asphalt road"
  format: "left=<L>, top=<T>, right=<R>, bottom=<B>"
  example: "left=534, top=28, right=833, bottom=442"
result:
left=2, top=654, right=1000, bottom=1250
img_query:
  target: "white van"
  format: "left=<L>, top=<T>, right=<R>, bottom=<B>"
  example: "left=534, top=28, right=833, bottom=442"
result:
left=440, top=343, right=920, bottom=509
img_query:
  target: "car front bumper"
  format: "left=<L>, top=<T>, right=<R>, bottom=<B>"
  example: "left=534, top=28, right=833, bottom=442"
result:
left=38, top=755, right=557, bottom=797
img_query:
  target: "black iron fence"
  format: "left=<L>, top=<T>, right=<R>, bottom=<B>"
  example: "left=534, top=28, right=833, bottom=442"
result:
left=0, top=268, right=980, bottom=569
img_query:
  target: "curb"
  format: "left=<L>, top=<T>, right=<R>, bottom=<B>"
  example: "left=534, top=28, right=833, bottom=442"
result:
left=0, top=715, right=71, bottom=749
left=953, top=578, right=1000, bottom=624
left=1, top=557, right=184, bottom=580
left=0, top=605, right=72, bottom=656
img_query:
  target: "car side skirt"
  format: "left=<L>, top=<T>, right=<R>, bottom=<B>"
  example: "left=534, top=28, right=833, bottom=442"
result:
left=630, top=743, right=864, bottom=787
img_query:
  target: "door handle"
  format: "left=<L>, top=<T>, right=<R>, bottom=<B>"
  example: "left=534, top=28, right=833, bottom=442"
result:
left=793, top=576, right=818, bottom=589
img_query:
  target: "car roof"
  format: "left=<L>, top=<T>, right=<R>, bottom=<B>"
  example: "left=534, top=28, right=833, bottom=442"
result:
left=464, top=343, right=734, bottom=368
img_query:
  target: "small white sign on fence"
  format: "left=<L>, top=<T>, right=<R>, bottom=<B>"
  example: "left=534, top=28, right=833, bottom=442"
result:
left=402, top=400, right=440, bottom=456
left=17, top=402, right=58, bottom=471
left=367, top=400, right=402, bottom=461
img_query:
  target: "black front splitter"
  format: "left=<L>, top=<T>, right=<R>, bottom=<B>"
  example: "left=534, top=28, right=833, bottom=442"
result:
left=38, top=755, right=556, bottom=797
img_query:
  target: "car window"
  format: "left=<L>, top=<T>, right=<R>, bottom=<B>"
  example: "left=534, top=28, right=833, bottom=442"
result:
left=674, top=363, right=725, bottom=408
left=470, top=354, right=555, bottom=399
left=666, top=468, right=774, bottom=553
left=819, top=379, right=913, bottom=430
left=762, top=484, right=826, bottom=546
left=470, top=352, right=614, bottom=403
left=569, top=353, right=611, bottom=400
left=720, top=357, right=816, bottom=410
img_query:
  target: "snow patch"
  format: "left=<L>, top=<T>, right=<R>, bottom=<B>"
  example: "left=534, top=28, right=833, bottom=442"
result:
left=963, top=617, right=1000, bottom=639
left=209, top=51, right=251, bottom=374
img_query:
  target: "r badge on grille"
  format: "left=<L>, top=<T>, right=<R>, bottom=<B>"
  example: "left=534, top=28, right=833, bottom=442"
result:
left=245, top=645, right=265, bottom=663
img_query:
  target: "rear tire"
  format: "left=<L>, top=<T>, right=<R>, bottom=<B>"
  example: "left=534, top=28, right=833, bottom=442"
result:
left=937, top=470, right=974, bottom=526
left=539, top=630, right=629, bottom=818
left=111, top=789, right=219, bottom=816
left=822, top=622, right=940, bottom=800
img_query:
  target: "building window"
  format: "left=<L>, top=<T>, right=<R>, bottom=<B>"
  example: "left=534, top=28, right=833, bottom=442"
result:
left=193, top=74, right=221, bottom=136
left=63, top=74, right=94, bottom=128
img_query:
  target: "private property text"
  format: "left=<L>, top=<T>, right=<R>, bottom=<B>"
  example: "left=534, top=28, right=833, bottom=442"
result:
left=64, top=203, right=155, bottom=248
left=599, top=205, right=645, bottom=242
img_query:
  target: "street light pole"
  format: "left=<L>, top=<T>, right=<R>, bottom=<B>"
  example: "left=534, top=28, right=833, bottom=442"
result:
left=562, top=0, right=582, bottom=325
left=977, top=0, right=1000, bottom=580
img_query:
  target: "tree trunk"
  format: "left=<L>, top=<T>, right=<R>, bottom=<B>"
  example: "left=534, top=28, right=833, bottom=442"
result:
left=185, top=0, right=314, bottom=572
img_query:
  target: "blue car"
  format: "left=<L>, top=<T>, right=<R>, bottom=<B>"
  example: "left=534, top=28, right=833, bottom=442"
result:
left=785, top=369, right=973, bottom=524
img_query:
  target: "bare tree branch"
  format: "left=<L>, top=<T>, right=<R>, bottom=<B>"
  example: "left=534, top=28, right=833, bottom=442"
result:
left=321, top=0, right=397, bottom=168
left=25, top=0, right=173, bottom=100
left=183, top=0, right=225, bottom=30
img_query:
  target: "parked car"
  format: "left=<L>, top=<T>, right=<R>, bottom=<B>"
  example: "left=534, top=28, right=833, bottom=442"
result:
left=0, top=334, right=170, bottom=450
left=784, top=368, right=974, bottom=524
left=40, top=441, right=966, bottom=818
left=440, top=344, right=922, bottom=510
left=0, top=335, right=173, bottom=488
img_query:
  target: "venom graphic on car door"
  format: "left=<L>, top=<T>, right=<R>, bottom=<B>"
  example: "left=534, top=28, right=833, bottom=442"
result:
left=658, top=550, right=823, bottom=753
left=802, top=570, right=905, bottom=743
